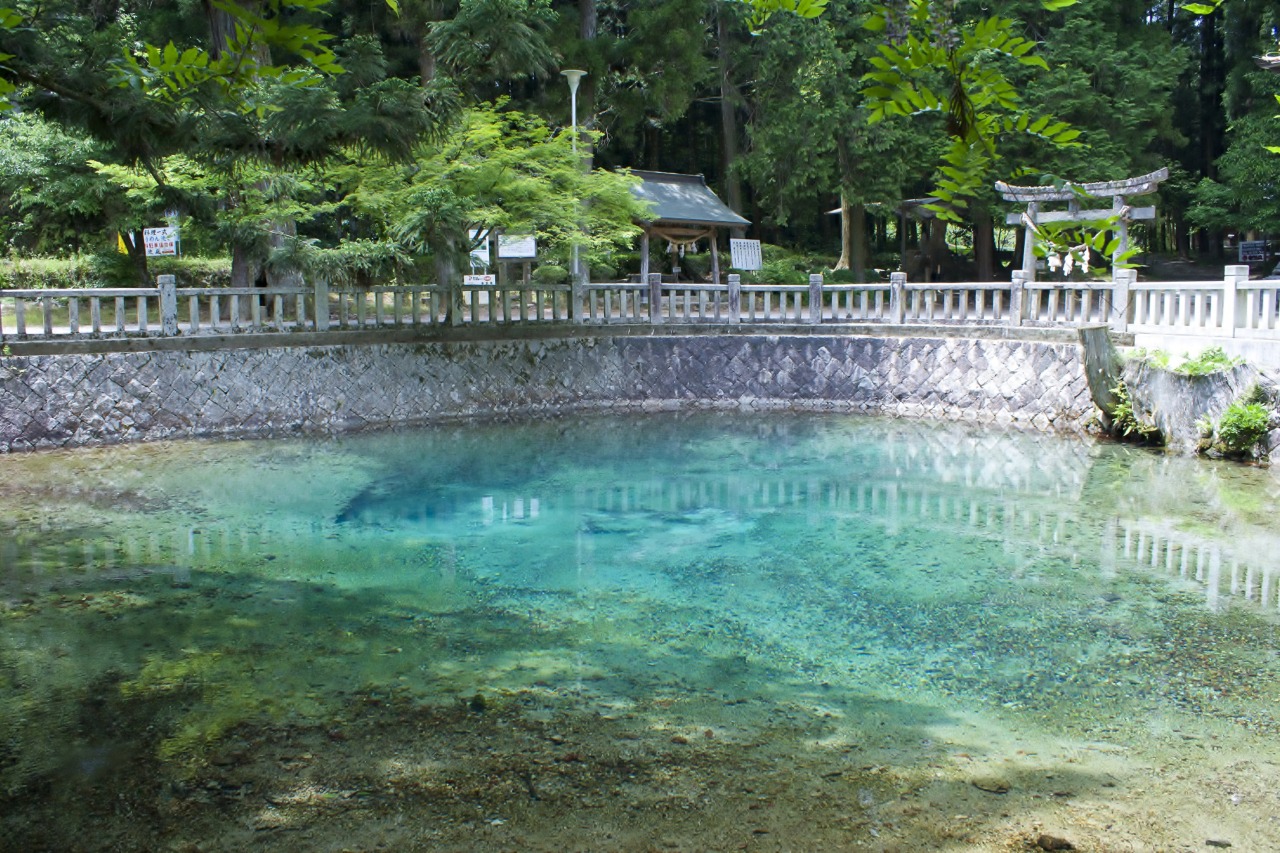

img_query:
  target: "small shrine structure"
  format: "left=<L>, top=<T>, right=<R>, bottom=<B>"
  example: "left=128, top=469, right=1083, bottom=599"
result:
left=631, top=171, right=750, bottom=283
left=996, top=167, right=1169, bottom=279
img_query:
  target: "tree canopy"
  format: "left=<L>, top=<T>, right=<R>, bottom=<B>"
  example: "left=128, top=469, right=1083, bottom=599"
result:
left=0, top=0, right=1276, bottom=284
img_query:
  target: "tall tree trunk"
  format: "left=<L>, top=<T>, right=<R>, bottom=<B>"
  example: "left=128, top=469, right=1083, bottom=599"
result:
left=1200, top=9, right=1225, bottom=182
left=203, top=0, right=235, bottom=60
left=717, top=6, right=745, bottom=237
left=122, top=230, right=150, bottom=287
left=850, top=201, right=867, bottom=283
left=576, top=0, right=597, bottom=282
left=579, top=0, right=597, bottom=155
left=435, top=233, right=459, bottom=321
left=266, top=219, right=304, bottom=288
left=419, top=45, right=437, bottom=85
left=925, top=219, right=948, bottom=282
left=834, top=194, right=867, bottom=283
left=972, top=208, right=996, bottom=281
left=231, top=243, right=255, bottom=289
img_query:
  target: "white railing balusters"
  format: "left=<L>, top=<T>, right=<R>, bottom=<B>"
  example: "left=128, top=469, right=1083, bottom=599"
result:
left=3, top=266, right=1278, bottom=348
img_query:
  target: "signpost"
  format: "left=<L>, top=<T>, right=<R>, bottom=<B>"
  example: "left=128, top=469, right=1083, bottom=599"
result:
left=498, top=234, right=537, bottom=259
left=143, top=227, right=179, bottom=257
left=729, top=238, right=763, bottom=271
left=469, top=229, right=491, bottom=266
left=1239, top=240, right=1268, bottom=263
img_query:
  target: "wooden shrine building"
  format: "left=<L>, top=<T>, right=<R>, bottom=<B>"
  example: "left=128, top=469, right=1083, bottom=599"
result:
left=631, top=171, right=750, bottom=284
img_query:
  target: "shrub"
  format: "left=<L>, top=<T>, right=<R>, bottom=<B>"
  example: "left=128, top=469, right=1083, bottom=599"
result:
left=589, top=261, right=618, bottom=282
left=532, top=263, right=568, bottom=284
left=1214, top=402, right=1271, bottom=457
left=1176, top=346, right=1242, bottom=376
left=0, top=255, right=233, bottom=289
left=1109, top=381, right=1163, bottom=444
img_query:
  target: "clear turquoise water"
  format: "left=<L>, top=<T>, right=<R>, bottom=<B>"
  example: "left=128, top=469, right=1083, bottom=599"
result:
left=3, top=412, right=1280, bottom=849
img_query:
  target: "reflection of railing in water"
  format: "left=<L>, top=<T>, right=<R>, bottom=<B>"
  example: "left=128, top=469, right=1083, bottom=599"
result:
left=11, top=476, right=1277, bottom=618
left=0, top=523, right=273, bottom=592
left=1114, top=519, right=1280, bottom=612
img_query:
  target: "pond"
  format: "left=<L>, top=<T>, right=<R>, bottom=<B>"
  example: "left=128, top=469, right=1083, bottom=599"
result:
left=2, top=412, right=1279, bottom=851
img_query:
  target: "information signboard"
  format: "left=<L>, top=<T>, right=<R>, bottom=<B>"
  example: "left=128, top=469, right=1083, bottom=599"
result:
left=469, top=229, right=491, bottom=265
left=498, top=234, right=538, bottom=259
left=729, top=238, right=762, bottom=271
left=1240, top=240, right=1268, bottom=263
left=463, top=274, right=497, bottom=285
left=143, top=227, right=178, bottom=257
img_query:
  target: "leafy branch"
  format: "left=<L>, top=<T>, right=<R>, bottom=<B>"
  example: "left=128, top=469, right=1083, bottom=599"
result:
left=861, top=1, right=1083, bottom=222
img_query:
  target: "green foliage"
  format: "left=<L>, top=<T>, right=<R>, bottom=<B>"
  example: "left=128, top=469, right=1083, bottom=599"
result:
left=1242, top=382, right=1271, bottom=407
left=110, top=0, right=347, bottom=113
left=1176, top=346, right=1243, bottom=376
left=0, top=114, right=114, bottom=254
left=1188, top=90, right=1280, bottom=235
left=862, top=1, right=1082, bottom=223
left=425, top=0, right=556, bottom=88
left=373, top=103, right=645, bottom=273
left=823, top=267, right=860, bottom=284
left=1212, top=401, right=1271, bottom=458
left=1030, top=214, right=1140, bottom=273
left=1109, top=380, right=1163, bottom=444
left=0, top=255, right=231, bottom=289
left=739, top=0, right=830, bottom=32
left=1131, top=345, right=1244, bottom=377
left=1128, top=347, right=1172, bottom=370
left=531, top=263, right=567, bottom=284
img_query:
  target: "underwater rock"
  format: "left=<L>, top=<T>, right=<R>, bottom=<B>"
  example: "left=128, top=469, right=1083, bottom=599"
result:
left=970, top=776, right=1010, bottom=794
left=1035, top=834, right=1075, bottom=851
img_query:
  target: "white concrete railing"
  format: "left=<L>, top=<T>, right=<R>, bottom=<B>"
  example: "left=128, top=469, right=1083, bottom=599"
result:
left=2, top=265, right=1277, bottom=342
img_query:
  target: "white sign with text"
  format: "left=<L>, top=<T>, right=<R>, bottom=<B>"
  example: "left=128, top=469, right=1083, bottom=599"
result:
left=729, top=238, right=762, bottom=271
left=498, top=234, right=538, bottom=259
left=143, top=227, right=178, bottom=257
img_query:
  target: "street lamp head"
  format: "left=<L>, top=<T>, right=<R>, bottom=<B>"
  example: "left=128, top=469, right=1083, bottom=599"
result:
left=561, top=69, right=587, bottom=95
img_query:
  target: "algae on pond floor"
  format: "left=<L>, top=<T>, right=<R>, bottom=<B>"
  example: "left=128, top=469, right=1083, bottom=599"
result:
left=3, top=412, right=1280, bottom=850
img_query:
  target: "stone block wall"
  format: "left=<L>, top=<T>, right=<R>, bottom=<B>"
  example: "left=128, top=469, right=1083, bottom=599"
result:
left=0, top=334, right=1097, bottom=451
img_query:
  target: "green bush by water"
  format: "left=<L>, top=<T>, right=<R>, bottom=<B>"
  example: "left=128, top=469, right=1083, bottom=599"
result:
left=1213, top=402, right=1271, bottom=458
left=1129, top=346, right=1244, bottom=376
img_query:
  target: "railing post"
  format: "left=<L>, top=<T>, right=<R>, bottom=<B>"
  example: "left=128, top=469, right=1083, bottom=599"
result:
left=808, top=274, right=823, bottom=325
left=648, top=273, right=664, bottom=325
left=158, top=274, right=179, bottom=335
left=314, top=277, right=330, bottom=332
left=1224, top=264, right=1247, bottom=338
left=1009, top=271, right=1025, bottom=327
left=728, top=274, right=741, bottom=324
left=889, top=272, right=906, bottom=324
left=572, top=271, right=585, bottom=324
left=447, top=271, right=463, bottom=327
left=1110, top=268, right=1134, bottom=333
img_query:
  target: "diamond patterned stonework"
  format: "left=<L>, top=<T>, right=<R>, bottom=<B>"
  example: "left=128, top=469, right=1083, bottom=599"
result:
left=0, top=335, right=1097, bottom=451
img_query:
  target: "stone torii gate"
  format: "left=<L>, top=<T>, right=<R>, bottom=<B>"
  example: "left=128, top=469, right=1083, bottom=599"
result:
left=995, top=167, right=1169, bottom=280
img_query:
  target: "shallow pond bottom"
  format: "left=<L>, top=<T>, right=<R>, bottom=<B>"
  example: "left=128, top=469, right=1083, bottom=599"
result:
left=2, top=412, right=1279, bottom=851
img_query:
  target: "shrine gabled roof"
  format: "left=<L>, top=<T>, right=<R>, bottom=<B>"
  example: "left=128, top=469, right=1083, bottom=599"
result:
left=996, top=167, right=1169, bottom=203
left=630, top=170, right=751, bottom=228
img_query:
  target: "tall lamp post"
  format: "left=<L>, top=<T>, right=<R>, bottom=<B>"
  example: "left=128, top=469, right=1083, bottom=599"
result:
left=561, top=69, right=587, bottom=281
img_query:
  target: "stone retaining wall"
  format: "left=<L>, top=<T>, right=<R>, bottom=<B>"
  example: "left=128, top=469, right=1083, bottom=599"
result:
left=0, top=334, right=1097, bottom=451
